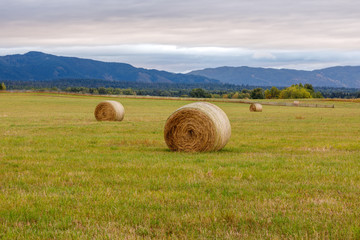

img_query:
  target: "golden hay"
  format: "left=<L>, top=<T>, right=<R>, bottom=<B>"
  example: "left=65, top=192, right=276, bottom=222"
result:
left=94, top=100, right=125, bottom=121
left=249, top=103, right=262, bottom=112
left=164, top=102, right=231, bottom=152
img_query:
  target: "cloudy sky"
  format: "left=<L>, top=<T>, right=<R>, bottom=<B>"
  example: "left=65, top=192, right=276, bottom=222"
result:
left=1, top=0, right=360, bottom=72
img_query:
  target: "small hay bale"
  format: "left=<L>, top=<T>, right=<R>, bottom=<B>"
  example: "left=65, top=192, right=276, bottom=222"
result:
left=249, top=103, right=262, bottom=112
left=94, top=100, right=125, bottom=121
left=164, top=102, right=231, bottom=152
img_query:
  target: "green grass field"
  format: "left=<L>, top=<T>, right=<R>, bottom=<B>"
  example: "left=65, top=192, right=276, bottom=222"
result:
left=1, top=92, right=359, bottom=239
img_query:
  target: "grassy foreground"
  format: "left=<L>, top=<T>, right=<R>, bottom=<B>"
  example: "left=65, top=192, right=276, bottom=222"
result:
left=0, top=93, right=359, bottom=239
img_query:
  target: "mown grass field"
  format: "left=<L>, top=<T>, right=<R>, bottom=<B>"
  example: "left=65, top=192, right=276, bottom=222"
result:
left=0, top=92, right=359, bottom=239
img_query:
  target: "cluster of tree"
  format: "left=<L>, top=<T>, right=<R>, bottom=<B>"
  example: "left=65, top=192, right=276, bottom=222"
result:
left=189, top=88, right=212, bottom=98
left=3, top=79, right=263, bottom=98
left=2, top=79, right=360, bottom=98
left=63, top=87, right=137, bottom=96
left=58, top=86, right=263, bottom=99
left=264, top=84, right=323, bottom=99
left=3, top=79, right=249, bottom=92
left=0, top=82, right=6, bottom=90
left=189, top=84, right=323, bottom=99
left=318, top=87, right=360, bottom=98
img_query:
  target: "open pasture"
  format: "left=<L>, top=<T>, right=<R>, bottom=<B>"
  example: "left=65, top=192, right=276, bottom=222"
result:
left=0, top=93, right=359, bottom=239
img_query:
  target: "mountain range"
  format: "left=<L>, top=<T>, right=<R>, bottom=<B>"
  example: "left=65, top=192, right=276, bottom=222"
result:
left=189, top=66, right=360, bottom=88
left=0, top=51, right=218, bottom=85
left=1, top=51, right=360, bottom=88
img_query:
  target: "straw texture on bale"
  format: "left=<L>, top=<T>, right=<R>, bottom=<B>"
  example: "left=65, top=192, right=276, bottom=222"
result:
left=164, top=102, right=231, bottom=152
left=249, top=103, right=262, bottom=112
left=94, top=100, right=125, bottom=121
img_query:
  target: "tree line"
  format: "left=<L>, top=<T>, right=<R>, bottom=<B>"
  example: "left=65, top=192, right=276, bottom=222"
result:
left=0, top=81, right=323, bottom=99
left=188, top=84, right=323, bottom=99
left=2, top=80, right=360, bottom=98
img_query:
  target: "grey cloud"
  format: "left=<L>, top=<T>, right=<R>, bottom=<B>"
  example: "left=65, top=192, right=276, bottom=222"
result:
left=1, top=0, right=360, bottom=72
left=2, top=0, right=359, bottom=22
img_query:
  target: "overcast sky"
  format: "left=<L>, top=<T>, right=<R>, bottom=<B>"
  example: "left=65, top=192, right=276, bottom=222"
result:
left=1, top=0, right=360, bottom=72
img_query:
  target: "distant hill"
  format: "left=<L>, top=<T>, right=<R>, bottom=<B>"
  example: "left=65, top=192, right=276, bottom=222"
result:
left=188, top=66, right=360, bottom=88
left=0, top=51, right=218, bottom=84
left=2, top=51, right=360, bottom=88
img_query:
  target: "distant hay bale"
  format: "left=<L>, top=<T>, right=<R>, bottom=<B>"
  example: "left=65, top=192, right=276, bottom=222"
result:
left=94, top=100, right=125, bottom=121
left=249, top=103, right=262, bottom=112
left=164, top=102, right=231, bottom=152
left=294, top=101, right=300, bottom=106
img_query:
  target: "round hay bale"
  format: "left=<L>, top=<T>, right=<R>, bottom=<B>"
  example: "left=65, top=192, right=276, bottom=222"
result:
left=94, top=100, right=125, bottom=121
left=164, top=102, right=231, bottom=152
left=249, top=103, right=262, bottom=112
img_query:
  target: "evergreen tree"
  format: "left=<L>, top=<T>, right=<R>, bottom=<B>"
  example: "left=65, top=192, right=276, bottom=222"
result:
left=0, top=82, right=6, bottom=90
left=304, top=83, right=314, bottom=92
left=250, top=88, right=265, bottom=99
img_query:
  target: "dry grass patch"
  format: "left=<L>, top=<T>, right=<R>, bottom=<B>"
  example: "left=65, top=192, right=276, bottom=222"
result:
left=301, top=147, right=333, bottom=152
left=109, top=139, right=163, bottom=147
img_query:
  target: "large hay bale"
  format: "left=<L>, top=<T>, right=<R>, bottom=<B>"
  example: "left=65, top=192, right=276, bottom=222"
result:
left=94, top=100, right=125, bottom=121
left=164, top=102, right=231, bottom=152
left=249, top=103, right=262, bottom=112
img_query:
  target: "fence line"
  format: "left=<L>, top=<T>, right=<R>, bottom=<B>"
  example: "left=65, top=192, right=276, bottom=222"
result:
left=260, top=101, right=335, bottom=108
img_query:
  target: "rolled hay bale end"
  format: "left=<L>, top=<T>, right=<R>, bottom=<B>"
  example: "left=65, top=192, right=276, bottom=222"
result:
left=94, top=100, right=125, bottom=121
left=164, top=102, right=231, bottom=152
left=249, top=103, right=262, bottom=112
